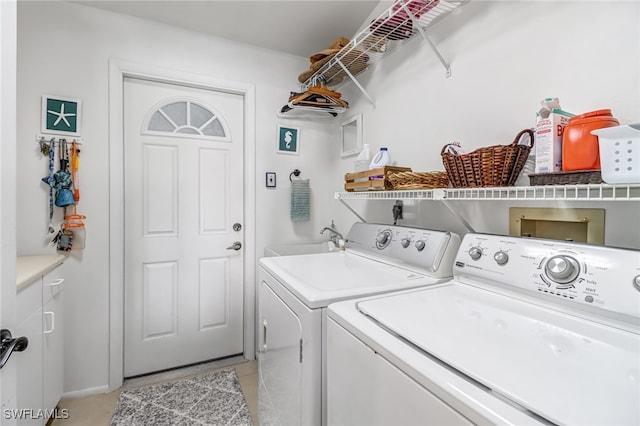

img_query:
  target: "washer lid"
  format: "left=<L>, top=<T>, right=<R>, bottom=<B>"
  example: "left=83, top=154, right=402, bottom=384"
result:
left=259, top=252, right=443, bottom=309
left=357, top=284, right=640, bottom=426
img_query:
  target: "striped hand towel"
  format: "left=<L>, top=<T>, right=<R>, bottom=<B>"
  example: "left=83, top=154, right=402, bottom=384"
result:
left=290, top=179, right=310, bottom=222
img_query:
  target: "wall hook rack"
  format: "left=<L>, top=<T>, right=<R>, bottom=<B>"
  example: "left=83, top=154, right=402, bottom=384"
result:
left=36, top=134, right=83, bottom=145
left=289, top=169, right=302, bottom=182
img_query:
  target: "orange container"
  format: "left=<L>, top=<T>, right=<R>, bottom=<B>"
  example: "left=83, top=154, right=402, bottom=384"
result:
left=562, top=109, right=619, bottom=171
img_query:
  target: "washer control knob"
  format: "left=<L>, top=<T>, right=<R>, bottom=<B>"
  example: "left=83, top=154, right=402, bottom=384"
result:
left=545, top=255, right=580, bottom=284
left=468, top=247, right=483, bottom=260
left=375, top=230, right=392, bottom=249
left=401, top=238, right=411, bottom=248
left=494, top=251, right=509, bottom=265
left=415, top=240, right=426, bottom=251
left=633, top=275, right=640, bottom=292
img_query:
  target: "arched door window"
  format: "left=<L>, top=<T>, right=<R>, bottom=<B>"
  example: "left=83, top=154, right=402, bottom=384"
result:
left=142, top=98, right=230, bottom=141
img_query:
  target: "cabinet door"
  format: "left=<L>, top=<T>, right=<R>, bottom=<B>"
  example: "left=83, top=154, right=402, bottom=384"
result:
left=258, top=281, right=303, bottom=426
left=42, top=292, right=63, bottom=417
left=15, top=308, right=43, bottom=426
left=42, top=266, right=64, bottom=419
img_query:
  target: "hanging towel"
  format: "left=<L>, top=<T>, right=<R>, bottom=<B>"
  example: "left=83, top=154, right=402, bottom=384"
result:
left=290, top=179, right=310, bottom=222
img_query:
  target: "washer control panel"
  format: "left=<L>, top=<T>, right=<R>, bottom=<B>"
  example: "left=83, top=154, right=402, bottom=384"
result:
left=345, top=223, right=462, bottom=278
left=454, top=234, right=640, bottom=320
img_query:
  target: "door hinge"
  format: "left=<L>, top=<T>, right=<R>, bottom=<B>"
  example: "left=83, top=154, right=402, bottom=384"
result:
left=299, top=339, right=303, bottom=363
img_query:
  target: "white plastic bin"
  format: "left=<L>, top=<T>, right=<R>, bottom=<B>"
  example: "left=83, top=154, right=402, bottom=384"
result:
left=592, top=124, right=640, bottom=184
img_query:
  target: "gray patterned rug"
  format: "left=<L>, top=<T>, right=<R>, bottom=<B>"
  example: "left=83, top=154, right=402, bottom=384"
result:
left=110, top=368, right=252, bottom=426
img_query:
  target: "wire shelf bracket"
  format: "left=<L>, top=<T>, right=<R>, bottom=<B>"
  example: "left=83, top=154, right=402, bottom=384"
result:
left=335, top=58, right=376, bottom=108
left=399, top=0, right=452, bottom=77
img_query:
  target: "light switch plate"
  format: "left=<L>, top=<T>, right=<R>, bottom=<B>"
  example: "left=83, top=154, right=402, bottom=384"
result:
left=266, top=172, right=276, bottom=188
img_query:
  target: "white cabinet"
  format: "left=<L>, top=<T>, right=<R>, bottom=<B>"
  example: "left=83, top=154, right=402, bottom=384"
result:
left=15, top=282, right=43, bottom=426
left=258, top=281, right=304, bottom=426
left=42, top=268, right=64, bottom=420
left=15, top=259, right=64, bottom=425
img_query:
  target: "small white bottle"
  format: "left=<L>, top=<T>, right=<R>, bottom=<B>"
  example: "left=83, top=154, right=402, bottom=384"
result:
left=354, top=144, right=370, bottom=172
left=369, top=147, right=390, bottom=169
left=354, top=144, right=371, bottom=184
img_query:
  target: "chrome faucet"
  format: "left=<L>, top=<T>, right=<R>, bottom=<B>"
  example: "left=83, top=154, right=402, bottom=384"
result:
left=320, top=227, right=343, bottom=245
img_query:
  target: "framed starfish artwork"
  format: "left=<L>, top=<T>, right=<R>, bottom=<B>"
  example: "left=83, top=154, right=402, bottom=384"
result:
left=41, top=95, right=82, bottom=137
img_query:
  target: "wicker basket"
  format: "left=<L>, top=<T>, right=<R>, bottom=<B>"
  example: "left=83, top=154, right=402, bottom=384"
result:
left=386, top=171, right=449, bottom=190
left=344, top=166, right=412, bottom=191
left=441, top=129, right=534, bottom=188
left=529, top=170, right=604, bottom=186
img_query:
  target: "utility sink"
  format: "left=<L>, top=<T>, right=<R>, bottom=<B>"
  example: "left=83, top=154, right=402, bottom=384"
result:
left=264, top=241, right=338, bottom=257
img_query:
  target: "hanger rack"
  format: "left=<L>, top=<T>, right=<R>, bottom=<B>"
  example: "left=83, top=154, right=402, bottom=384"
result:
left=276, top=108, right=338, bottom=120
left=36, top=135, right=83, bottom=145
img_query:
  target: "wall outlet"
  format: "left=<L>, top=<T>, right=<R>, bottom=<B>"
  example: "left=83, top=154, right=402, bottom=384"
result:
left=393, top=200, right=403, bottom=221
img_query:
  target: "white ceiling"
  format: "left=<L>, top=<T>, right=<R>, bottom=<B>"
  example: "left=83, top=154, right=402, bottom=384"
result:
left=71, top=0, right=382, bottom=58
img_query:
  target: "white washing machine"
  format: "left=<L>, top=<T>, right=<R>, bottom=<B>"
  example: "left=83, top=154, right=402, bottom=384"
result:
left=257, top=222, right=461, bottom=425
left=327, top=233, right=640, bottom=425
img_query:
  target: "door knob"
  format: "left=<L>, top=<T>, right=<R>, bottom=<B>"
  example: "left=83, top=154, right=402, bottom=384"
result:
left=0, top=329, right=28, bottom=369
left=226, top=241, right=242, bottom=251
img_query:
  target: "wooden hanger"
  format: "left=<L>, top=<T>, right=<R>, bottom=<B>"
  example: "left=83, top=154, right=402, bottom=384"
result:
left=280, top=84, right=348, bottom=117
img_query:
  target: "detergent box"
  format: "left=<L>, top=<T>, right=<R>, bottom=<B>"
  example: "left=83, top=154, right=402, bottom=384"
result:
left=535, top=98, right=573, bottom=173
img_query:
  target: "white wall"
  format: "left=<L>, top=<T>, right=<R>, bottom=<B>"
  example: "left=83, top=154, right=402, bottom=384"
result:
left=331, top=0, right=640, bottom=249
left=16, top=1, right=342, bottom=394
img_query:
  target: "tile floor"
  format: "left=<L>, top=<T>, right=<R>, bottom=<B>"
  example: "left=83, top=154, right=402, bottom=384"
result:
left=50, top=359, right=258, bottom=426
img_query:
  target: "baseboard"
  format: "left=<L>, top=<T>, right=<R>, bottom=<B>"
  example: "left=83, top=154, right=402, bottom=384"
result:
left=62, top=384, right=111, bottom=399
left=122, top=355, right=246, bottom=390
left=61, top=355, right=248, bottom=399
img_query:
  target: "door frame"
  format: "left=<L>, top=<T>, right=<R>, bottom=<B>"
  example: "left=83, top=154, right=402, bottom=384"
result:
left=108, top=59, right=256, bottom=390
left=0, top=0, right=18, bottom=412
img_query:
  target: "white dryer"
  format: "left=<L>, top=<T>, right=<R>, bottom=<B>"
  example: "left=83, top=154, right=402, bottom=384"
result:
left=327, top=233, right=640, bottom=425
left=257, top=222, right=461, bottom=425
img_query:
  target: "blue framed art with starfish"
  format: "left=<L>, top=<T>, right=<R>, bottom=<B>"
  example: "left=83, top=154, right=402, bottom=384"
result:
left=41, top=94, right=82, bottom=137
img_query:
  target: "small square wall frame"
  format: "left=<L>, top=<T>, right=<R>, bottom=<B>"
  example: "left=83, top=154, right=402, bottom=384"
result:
left=41, top=94, right=82, bottom=137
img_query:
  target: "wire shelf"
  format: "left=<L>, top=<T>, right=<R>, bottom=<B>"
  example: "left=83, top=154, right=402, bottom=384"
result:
left=335, top=184, right=640, bottom=201
left=301, top=0, right=467, bottom=91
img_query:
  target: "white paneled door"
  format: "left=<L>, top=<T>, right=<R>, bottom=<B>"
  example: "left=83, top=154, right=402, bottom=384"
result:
left=123, top=77, right=244, bottom=377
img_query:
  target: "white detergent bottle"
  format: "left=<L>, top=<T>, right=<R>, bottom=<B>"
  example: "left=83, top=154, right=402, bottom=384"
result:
left=369, top=147, right=390, bottom=169
left=354, top=143, right=371, bottom=172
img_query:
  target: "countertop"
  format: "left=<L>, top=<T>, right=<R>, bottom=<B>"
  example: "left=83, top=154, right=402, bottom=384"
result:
left=16, top=254, right=65, bottom=291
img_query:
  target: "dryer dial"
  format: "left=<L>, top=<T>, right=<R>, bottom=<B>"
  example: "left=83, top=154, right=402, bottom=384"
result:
left=494, top=251, right=509, bottom=265
left=544, top=255, right=580, bottom=284
left=468, top=247, right=482, bottom=260
left=401, top=238, right=411, bottom=248
left=633, top=275, right=640, bottom=292
left=415, top=240, right=426, bottom=251
left=375, top=230, right=392, bottom=249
